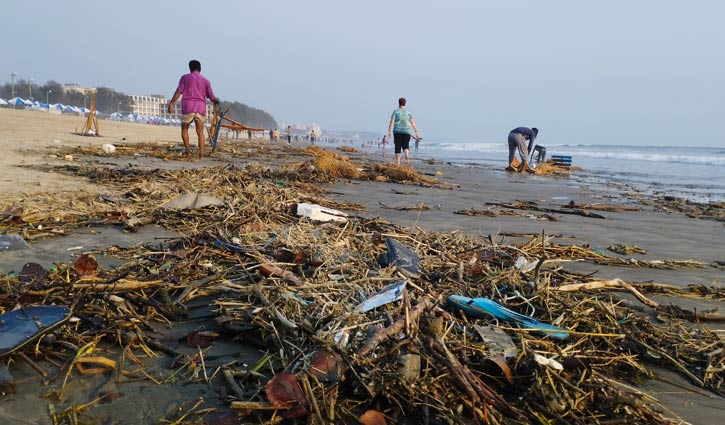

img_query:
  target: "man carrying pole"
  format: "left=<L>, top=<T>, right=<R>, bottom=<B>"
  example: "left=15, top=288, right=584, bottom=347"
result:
left=168, top=60, right=219, bottom=159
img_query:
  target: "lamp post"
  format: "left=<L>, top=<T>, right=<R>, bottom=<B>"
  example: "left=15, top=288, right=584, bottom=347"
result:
left=11, top=72, right=17, bottom=109
left=46, top=90, right=52, bottom=112
left=28, top=78, right=34, bottom=100
left=117, top=102, right=121, bottom=116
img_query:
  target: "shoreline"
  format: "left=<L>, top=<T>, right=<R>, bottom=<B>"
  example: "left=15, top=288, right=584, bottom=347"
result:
left=0, top=110, right=723, bottom=424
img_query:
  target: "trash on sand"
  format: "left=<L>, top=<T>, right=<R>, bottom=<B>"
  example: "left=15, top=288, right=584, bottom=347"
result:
left=534, top=353, right=564, bottom=371
left=1, top=204, right=23, bottom=219
left=474, top=325, right=519, bottom=360
left=295, top=202, right=348, bottom=222
left=359, top=410, right=388, bottom=425
left=308, top=349, right=346, bottom=383
left=355, top=280, right=406, bottom=313
left=265, top=373, right=308, bottom=418
left=18, top=262, right=44, bottom=283
left=102, top=144, right=116, bottom=154
left=514, top=256, right=536, bottom=272
left=0, top=234, right=30, bottom=251
left=378, top=237, right=421, bottom=277
left=0, top=306, right=72, bottom=357
left=162, top=192, right=224, bottom=210
left=447, top=295, right=570, bottom=340
left=74, top=253, right=99, bottom=277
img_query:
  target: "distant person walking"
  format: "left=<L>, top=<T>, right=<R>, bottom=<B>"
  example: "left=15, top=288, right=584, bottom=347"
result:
left=387, top=97, right=420, bottom=166
left=286, top=126, right=292, bottom=143
left=168, top=60, right=219, bottom=159
left=507, top=127, right=538, bottom=173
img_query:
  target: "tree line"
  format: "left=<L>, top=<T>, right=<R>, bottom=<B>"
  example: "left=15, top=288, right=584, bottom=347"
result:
left=1, top=79, right=279, bottom=128
left=220, top=101, right=278, bottom=130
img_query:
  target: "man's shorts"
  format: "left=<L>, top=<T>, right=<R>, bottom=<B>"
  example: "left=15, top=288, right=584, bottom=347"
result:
left=181, top=112, right=206, bottom=124
left=393, top=133, right=411, bottom=154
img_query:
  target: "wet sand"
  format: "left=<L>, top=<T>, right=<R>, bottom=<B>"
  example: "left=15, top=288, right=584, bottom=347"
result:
left=0, top=109, right=723, bottom=424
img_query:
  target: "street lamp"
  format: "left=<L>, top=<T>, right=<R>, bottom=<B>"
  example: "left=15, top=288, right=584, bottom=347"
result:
left=28, top=78, right=34, bottom=100
left=117, top=102, right=121, bottom=115
left=11, top=72, right=17, bottom=109
left=46, top=90, right=52, bottom=111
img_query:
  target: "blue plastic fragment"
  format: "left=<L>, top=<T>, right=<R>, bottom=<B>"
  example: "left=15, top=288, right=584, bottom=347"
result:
left=447, top=295, right=570, bottom=340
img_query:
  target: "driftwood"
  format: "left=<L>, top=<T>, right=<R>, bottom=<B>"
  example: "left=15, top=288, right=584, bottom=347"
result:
left=378, top=201, right=430, bottom=211
left=486, top=200, right=607, bottom=219
left=357, top=297, right=430, bottom=357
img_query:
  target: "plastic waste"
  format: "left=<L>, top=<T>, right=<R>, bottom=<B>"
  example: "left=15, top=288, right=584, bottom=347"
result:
left=514, top=256, right=536, bottom=272
left=474, top=325, right=519, bottom=360
left=534, top=353, right=564, bottom=371
left=378, top=237, right=421, bottom=278
left=295, top=203, right=348, bottom=222
left=162, top=192, right=224, bottom=210
left=0, top=234, right=30, bottom=251
left=0, top=306, right=72, bottom=356
left=447, top=295, right=570, bottom=340
left=102, top=144, right=116, bottom=154
left=355, top=280, right=407, bottom=313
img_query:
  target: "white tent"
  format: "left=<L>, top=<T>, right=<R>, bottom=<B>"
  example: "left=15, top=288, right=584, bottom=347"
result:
left=81, top=107, right=90, bottom=113
left=0, top=98, right=7, bottom=106
left=7, top=97, right=28, bottom=105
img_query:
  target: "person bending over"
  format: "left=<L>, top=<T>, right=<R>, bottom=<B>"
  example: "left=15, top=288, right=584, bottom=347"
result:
left=168, top=60, right=219, bottom=159
left=387, top=97, right=421, bottom=166
left=507, top=127, right=538, bottom=173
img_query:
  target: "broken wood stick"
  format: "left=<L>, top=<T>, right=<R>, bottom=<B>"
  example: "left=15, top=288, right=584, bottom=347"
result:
left=357, top=297, right=430, bottom=357
left=258, top=263, right=304, bottom=287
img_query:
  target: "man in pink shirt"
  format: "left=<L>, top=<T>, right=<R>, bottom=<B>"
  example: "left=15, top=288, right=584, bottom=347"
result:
left=168, top=60, right=219, bottom=159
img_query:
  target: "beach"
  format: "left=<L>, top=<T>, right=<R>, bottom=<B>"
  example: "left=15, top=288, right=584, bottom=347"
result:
left=0, top=109, right=723, bottom=424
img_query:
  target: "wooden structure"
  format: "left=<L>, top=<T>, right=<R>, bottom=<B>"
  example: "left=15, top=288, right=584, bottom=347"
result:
left=80, top=93, right=101, bottom=136
left=208, top=105, right=265, bottom=151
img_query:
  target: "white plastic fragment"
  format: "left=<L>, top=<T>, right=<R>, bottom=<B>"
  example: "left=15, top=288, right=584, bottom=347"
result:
left=355, top=281, right=407, bottom=313
left=296, top=203, right=348, bottom=222
left=534, top=353, right=564, bottom=371
left=102, top=144, right=116, bottom=154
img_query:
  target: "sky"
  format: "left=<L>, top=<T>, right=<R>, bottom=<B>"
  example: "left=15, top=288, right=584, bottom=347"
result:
left=2, top=0, right=724, bottom=147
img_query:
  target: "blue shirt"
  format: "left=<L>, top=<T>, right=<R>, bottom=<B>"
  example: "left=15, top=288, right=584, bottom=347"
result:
left=392, top=108, right=413, bottom=134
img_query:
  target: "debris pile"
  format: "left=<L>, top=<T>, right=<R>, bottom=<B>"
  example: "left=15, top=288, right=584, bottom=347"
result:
left=1, top=162, right=722, bottom=424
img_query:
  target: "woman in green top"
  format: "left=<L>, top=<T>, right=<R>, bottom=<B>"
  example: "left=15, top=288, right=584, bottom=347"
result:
left=387, top=97, right=421, bottom=166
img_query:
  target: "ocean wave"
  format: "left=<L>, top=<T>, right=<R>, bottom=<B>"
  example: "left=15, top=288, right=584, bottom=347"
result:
left=562, top=151, right=725, bottom=166
left=425, top=143, right=725, bottom=166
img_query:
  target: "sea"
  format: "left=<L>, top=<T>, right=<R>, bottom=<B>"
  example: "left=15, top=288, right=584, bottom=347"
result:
left=398, top=142, right=725, bottom=203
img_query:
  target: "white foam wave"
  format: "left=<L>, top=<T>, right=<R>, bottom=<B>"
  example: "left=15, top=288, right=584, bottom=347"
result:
left=563, top=150, right=725, bottom=166
left=426, top=143, right=725, bottom=166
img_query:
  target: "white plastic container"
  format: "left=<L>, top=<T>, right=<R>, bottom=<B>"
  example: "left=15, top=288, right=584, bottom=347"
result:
left=296, top=203, right=348, bottom=222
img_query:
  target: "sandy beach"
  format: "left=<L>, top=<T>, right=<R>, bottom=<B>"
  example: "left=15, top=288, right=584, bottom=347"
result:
left=0, top=109, right=723, bottom=424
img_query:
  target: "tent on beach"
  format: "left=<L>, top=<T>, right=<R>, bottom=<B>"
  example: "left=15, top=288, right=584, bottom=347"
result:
left=7, top=97, right=31, bottom=106
left=0, top=98, right=7, bottom=106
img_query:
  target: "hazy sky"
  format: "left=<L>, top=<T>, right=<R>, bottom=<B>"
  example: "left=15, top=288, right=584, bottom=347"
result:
left=3, top=1, right=724, bottom=146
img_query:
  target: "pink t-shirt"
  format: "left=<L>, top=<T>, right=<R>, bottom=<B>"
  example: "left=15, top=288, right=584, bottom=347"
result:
left=177, top=71, right=215, bottom=115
